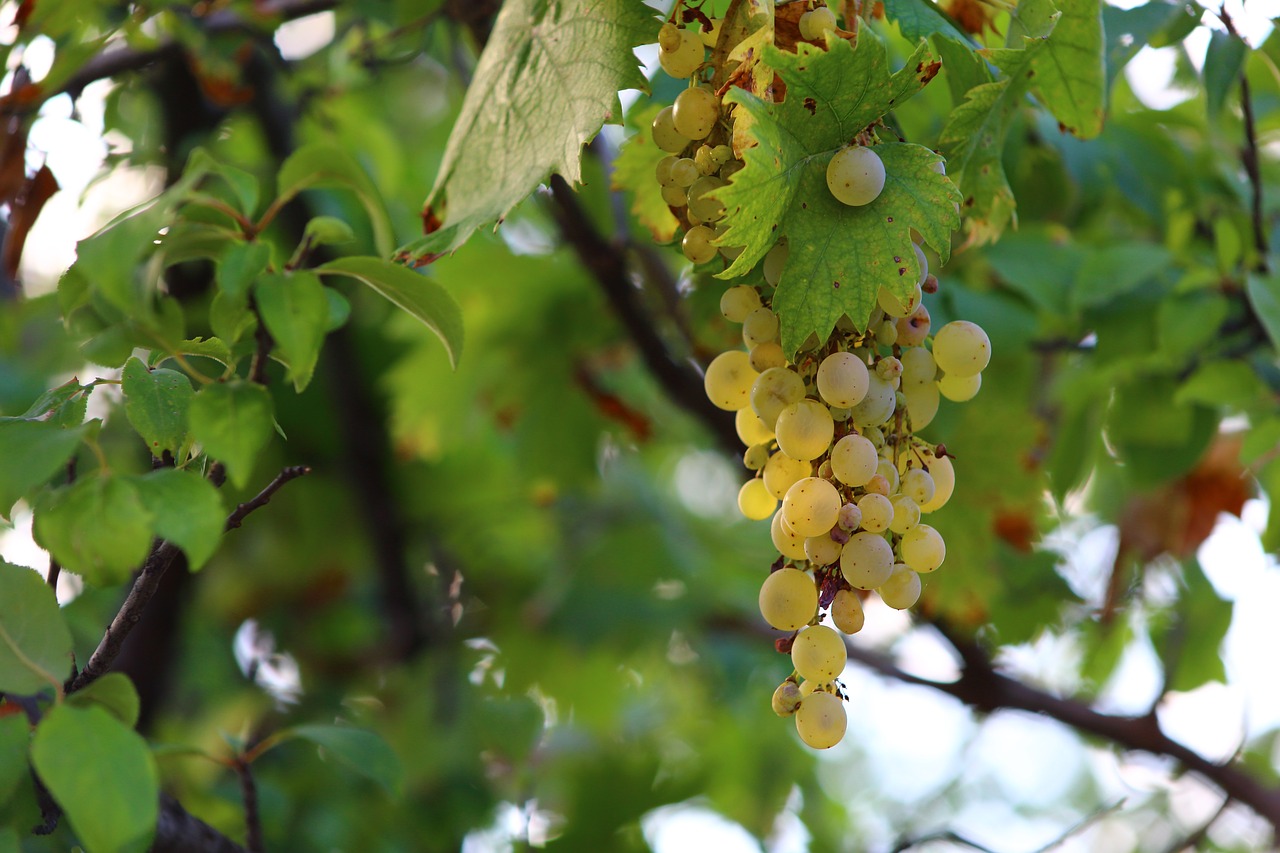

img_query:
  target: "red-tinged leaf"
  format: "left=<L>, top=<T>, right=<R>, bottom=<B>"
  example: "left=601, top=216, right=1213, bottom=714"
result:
left=3, top=164, right=58, bottom=279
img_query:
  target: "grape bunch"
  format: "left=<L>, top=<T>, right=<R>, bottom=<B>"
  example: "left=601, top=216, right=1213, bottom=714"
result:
left=647, top=5, right=989, bottom=750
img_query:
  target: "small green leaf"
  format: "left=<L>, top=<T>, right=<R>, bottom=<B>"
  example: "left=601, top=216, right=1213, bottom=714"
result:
left=1203, top=30, right=1247, bottom=118
left=283, top=724, right=403, bottom=797
left=67, top=673, right=141, bottom=728
left=170, top=337, right=234, bottom=368
left=0, top=560, right=72, bottom=695
left=1154, top=560, right=1233, bottom=692
left=212, top=242, right=271, bottom=344
left=31, top=704, right=159, bottom=853
left=409, top=0, right=659, bottom=260
left=304, top=216, right=356, bottom=247
left=1070, top=243, right=1172, bottom=311
left=129, top=469, right=224, bottom=571
left=0, top=420, right=84, bottom=520
left=188, top=381, right=274, bottom=490
left=256, top=271, right=330, bottom=392
left=1246, top=272, right=1280, bottom=351
left=13, top=378, right=89, bottom=427
left=883, top=0, right=973, bottom=45
left=33, top=477, right=154, bottom=587
left=0, top=713, right=28, bottom=807
left=188, top=148, right=260, bottom=216
left=121, top=358, right=194, bottom=459
left=325, top=288, right=351, bottom=332
left=276, top=143, right=393, bottom=256
left=1175, top=361, right=1263, bottom=408
left=317, top=257, right=463, bottom=367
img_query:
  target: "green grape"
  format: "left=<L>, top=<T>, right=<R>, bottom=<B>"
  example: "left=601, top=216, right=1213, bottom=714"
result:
left=837, top=502, right=863, bottom=531
left=918, top=453, right=954, bottom=513
left=659, top=28, right=704, bottom=79
left=655, top=155, right=678, bottom=186
left=900, top=469, right=935, bottom=506
left=791, top=625, right=846, bottom=682
left=912, top=243, right=928, bottom=286
left=804, top=533, right=842, bottom=566
left=751, top=366, right=806, bottom=428
left=875, top=319, right=898, bottom=347
left=879, top=564, right=922, bottom=610
left=763, top=242, right=788, bottom=287
left=704, top=350, right=758, bottom=411
left=672, top=87, right=718, bottom=140
left=742, top=306, right=779, bottom=346
left=888, top=494, right=920, bottom=534
left=877, top=282, right=921, bottom=318
left=901, top=380, right=939, bottom=430
left=896, top=304, right=930, bottom=347
left=830, top=588, right=865, bottom=634
left=772, top=680, right=803, bottom=716
left=661, top=184, right=688, bottom=207
left=688, top=176, right=727, bottom=221
left=938, top=371, right=982, bottom=402
left=682, top=225, right=718, bottom=264
left=816, top=352, right=869, bottom=407
left=711, top=144, right=733, bottom=165
left=850, top=374, right=895, bottom=427
left=763, top=450, right=811, bottom=499
left=759, top=567, right=817, bottom=630
left=933, top=320, right=991, bottom=378
left=856, top=493, right=893, bottom=533
left=795, top=690, right=846, bottom=749
left=900, top=346, right=936, bottom=385
left=670, top=158, right=699, bottom=187
left=770, top=508, right=809, bottom=560
left=830, top=433, right=877, bottom=487
left=799, top=6, right=838, bottom=39
left=901, top=524, right=946, bottom=572
left=743, top=442, right=770, bottom=471
left=652, top=107, right=689, bottom=154
left=862, top=426, right=885, bottom=449
left=875, top=356, right=902, bottom=384
left=738, top=477, right=777, bottom=520
left=720, top=285, right=762, bottom=323
left=875, top=459, right=899, bottom=494
left=735, top=406, right=774, bottom=446
left=839, top=531, right=894, bottom=589
left=694, top=145, right=716, bottom=175
left=775, top=400, right=835, bottom=462
left=781, top=476, right=840, bottom=537
left=750, top=341, right=787, bottom=371
left=826, top=145, right=885, bottom=206
left=658, top=22, right=682, bottom=52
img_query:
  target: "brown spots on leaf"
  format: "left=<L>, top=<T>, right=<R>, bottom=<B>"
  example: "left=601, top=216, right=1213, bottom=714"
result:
left=422, top=205, right=444, bottom=235
left=886, top=216, right=894, bottom=223
left=803, top=97, right=817, bottom=115
left=946, top=0, right=1003, bottom=36
left=833, top=280, right=840, bottom=289
left=993, top=510, right=1036, bottom=552
left=898, top=267, right=907, bottom=276
left=917, top=61, right=942, bottom=85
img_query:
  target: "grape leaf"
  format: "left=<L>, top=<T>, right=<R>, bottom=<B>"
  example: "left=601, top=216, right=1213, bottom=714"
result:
left=939, top=0, right=1060, bottom=242
left=882, top=0, right=973, bottom=46
left=712, top=34, right=958, bottom=354
left=611, top=104, right=680, bottom=243
left=1027, top=0, right=1105, bottom=138
left=404, top=0, right=659, bottom=261
left=0, top=559, right=72, bottom=695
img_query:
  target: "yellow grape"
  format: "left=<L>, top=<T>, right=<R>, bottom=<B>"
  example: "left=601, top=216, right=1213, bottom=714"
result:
left=795, top=690, right=846, bottom=749
left=919, top=454, right=954, bottom=513
left=938, top=372, right=982, bottom=402
left=816, top=351, right=869, bottom=408
left=791, top=625, right=846, bottom=682
left=750, top=341, right=787, bottom=371
left=659, top=29, right=704, bottom=79
left=887, top=494, right=920, bottom=534
left=763, top=242, right=788, bottom=286
left=781, top=477, right=840, bottom=538
left=743, top=442, right=770, bottom=471
left=651, top=107, right=688, bottom=154
left=857, top=493, right=893, bottom=532
left=901, top=524, right=946, bottom=572
left=770, top=509, right=809, bottom=561
left=830, top=589, right=865, bottom=634
left=826, top=145, right=884, bottom=207
left=901, top=469, right=935, bottom=505
left=850, top=374, right=895, bottom=427
left=804, top=533, right=842, bottom=566
left=763, top=451, right=811, bottom=499
left=933, top=320, right=991, bottom=378
left=735, top=407, right=774, bottom=446
left=759, top=567, right=817, bottom=631
left=879, top=563, right=922, bottom=609
left=704, top=350, right=758, bottom=411
left=751, top=366, right=806, bottom=428
left=772, top=680, right=803, bottom=716
left=720, top=285, right=761, bottom=322
left=839, top=531, right=894, bottom=589
left=775, top=400, right=834, bottom=461
left=830, top=433, right=878, bottom=487
left=743, top=306, right=779, bottom=346
left=672, top=87, right=718, bottom=140
left=738, top=478, right=777, bottom=521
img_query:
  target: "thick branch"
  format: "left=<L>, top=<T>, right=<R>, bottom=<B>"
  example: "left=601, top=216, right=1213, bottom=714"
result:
left=151, top=793, right=247, bottom=853
left=547, top=175, right=740, bottom=458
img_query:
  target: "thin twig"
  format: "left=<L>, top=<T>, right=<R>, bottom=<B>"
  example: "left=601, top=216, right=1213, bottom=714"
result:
left=234, top=758, right=264, bottom=853
left=1219, top=8, right=1268, bottom=269
left=891, top=829, right=996, bottom=853
left=224, top=466, right=311, bottom=532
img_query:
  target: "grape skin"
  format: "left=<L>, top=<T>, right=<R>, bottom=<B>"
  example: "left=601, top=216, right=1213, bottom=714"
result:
left=775, top=400, right=835, bottom=462
left=682, top=225, right=718, bottom=264
left=791, top=625, right=847, bottom=682
left=879, top=564, right=922, bottom=610
left=938, top=372, right=982, bottom=402
left=770, top=509, right=809, bottom=560
left=735, top=407, right=774, bottom=446
left=763, top=451, right=811, bottom=499
left=759, top=567, right=817, bottom=631
left=659, top=29, right=704, bottom=79
left=703, top=350, right=758, bottom=410
left=781, top=476, right=841, bottom=538
left=795, top=690, right=846, bottom=749
left=830, top=589, right=865, bottom=634
left=720, top=285, right=761, bottom=322
left=738, top=478, right=777, bottom=520
left=830, top=434, right=878, bottom=487
left=856, top=493, right=893, bottom=533
left=652, top=107, right=688, bottom=154
left=901, top=524, right=946, bottom=572
left=933, top=320, right=991, bottom=378
left=672, top=87, right=719, bottom=140
left=826, top=146, right=885, bottom=207
left=742, top=306, right=779, bottom=346
left=751, top=366, right=806, bottom=428
left=840, top=531, right=894, bottom=589
left=816, top=351, right=869, bottom=407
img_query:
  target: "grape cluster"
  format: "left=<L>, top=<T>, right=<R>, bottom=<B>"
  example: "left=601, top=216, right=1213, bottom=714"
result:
left=648, top=5, right=990, bottom=751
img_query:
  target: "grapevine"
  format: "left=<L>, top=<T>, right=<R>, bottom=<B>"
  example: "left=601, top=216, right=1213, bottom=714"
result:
left=641, top=0, right=990, bottom=750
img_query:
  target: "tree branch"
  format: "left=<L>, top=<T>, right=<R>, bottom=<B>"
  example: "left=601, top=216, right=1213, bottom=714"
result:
left=224, top=466, right=311, bottom=532
left=233, top=758, right=264, bottom=853
left=1218, top=9, right=1268, bottom=269
left=151, top=793, right=247, bottom=853
left=546, top=175, right=740, bottom=458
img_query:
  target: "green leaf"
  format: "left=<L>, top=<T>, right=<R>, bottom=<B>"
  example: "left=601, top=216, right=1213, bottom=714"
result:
left=255, top=271, right=330, bottom=392
left=0, top=828, right=18, bottom=853
left=276, top=142, right=394, bottom=256
left=317, top=257, right=464, bottom=367
left=188, top=148, right=259, bottom=217
left=67, top=672, right=141, bottom=728
left=1104, top=1, right=1201, bottom=90
left=1070, top=243, right=1172, bottom=311
left=1154, top=560, right=1232, bottom=692
left=1029, top=0, right=1105, bottom=138
left=283, top=724, right=403, bottom=797
left=611, top=104, right=681, bottom=244
left=212, top=240, right=271, bottom=344
left=1203, top=30, right=1247, bottom=118
left=1174, top=361, right=1264, bottom=408
left=0, top=420, right=84, bottom=520
left=0, top=560, right=72, bottom=695
left=130, top=469, right=224, bottom=571
left=0, top=714, right=28, bottom=805
left=408, top=0, right=659, bottom=259
left=188, top=381, right=274, bottom=490
left=1105, top=376, right=1217, bottom=486
left=121, top=358, right=194, bottom=459
left=170, top=337, right=234, bottom=368
left=304, top=216, right=356, bottom=247
left=711, top=35, right=956, bottom=353
left=13, top=378, right=89, bottom=427
left=883, top=0, right=973, bottom=45
left=33, top=477, right=154, bottom=587
left=1246, top=272, right=1280, bottom=351
left=31, top=704, right=159, bottom=853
